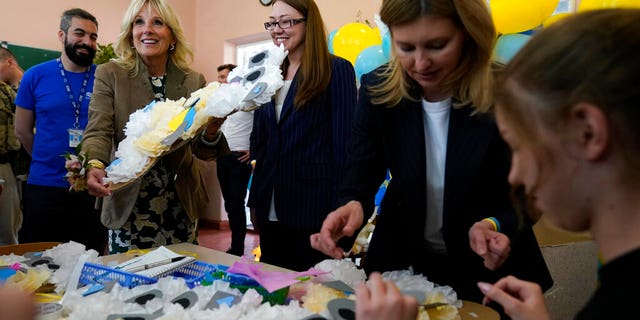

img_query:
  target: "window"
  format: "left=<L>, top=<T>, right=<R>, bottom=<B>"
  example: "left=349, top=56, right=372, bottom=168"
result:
left=554, top=0, right=576, bottom=14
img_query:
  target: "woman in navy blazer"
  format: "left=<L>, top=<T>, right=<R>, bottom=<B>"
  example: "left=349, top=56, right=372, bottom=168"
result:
left=248, top=0, right=357, bottom=271
left=312, top=0, right=552, bottom=308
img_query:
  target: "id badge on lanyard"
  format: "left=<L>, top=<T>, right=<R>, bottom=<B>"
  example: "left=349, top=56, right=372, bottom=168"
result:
left=68, top=128, right=83, bottom=148
left=58, top=58, right=91, bottom=149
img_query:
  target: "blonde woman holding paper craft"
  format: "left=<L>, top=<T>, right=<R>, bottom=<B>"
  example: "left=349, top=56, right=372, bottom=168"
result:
left=81, top=0, right=229, bottom=254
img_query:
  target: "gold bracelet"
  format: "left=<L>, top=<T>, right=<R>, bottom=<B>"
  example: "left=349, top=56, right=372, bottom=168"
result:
left=87, top=159, right=106, bottom=170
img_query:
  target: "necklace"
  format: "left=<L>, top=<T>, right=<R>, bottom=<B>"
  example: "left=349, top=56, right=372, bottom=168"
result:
left=57, top=58, right=92, bottom=129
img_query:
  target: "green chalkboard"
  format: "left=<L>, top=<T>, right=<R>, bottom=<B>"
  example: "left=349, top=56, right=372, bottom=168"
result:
left=4, top=43, right=60, bottom=71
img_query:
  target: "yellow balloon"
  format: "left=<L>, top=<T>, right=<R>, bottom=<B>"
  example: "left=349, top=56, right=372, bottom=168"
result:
left=579, top=0, right=640, bottom=11
left=332, top=23, right=382, bottom=66
left=619, top=0, right=640, bottom=7
left=543, top=13, right=572, bottom=28
left=490, top=0, right=560, bottom=34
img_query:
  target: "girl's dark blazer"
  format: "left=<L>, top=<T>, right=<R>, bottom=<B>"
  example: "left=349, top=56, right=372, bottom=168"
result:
left=342, top=69, right=553, bottom=293
left=248, top=56, right=357, bottom=231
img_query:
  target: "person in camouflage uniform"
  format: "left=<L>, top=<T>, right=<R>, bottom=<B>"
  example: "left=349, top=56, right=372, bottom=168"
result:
left=0, top=47, right=29, bottom=183
left=0, top=46, right=27, bottom=245
left=0, top=80, right=22, bottom=244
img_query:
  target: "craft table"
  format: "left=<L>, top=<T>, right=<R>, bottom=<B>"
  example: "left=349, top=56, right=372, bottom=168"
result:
left=101, top=242, right=499, bottom=320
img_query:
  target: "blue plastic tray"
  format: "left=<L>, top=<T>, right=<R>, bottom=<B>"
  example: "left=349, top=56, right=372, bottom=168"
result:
left=166, top=261, right=257, bottom=288
left=79, top=262, right=157, bottom=288
left=79, top=261, right=288, bottom=304
left=167, top=260, right=220, bottom=288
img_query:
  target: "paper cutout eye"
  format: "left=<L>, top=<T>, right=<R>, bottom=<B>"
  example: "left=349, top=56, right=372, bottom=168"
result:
left=205, top=291, right=241, bottom=309
left=29, top=258, right=51, bottom=267
left=82, top=280, right=117, bottom=297
left=171, top=291, right=198, bottom=309
left=327, top=298, right=356, bottom=320
left=23, top=252, right=44, bottom=259
left=125, top=289, right=163, bottom=305
left=242, top=82, right=268, bottom=102
left=25, top=256, right=57, bottom=270
left=244, top=67, right=265, bottom=83
left=106, top=314, right=153, bottom=320
left=299, top=315, right=328, bottom=320
left=338, top=309, right=355, bottom=319
left=134, top=294, right=155, bottom=305
left=249, top=50, right=269, bottom=68
left=228, top=76, right=243, bottom=83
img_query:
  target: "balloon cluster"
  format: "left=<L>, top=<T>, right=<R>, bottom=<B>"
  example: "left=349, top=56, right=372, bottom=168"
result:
left=492, top=0, right=640, bottom=64
left=329, top=1, right=640, bottom=82
left=328, top=15, right=390, bottom=82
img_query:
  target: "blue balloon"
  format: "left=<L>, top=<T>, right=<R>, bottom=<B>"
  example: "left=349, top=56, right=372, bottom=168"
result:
left=327, top=28, right=338, bottom=54
left=492, top=33, right=532, bottom=64
left=381, top=32, right=392, bottom=60
left=355, top=45, right=388, bottom=82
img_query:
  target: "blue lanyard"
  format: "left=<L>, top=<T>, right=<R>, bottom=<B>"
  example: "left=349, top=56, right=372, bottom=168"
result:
left=57, top=58, right=92, bottom=129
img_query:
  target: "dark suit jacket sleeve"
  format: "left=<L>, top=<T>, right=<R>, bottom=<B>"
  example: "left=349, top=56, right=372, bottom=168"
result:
left=339, top=71, right=389, bottom=215
left=329, top=57, right=358, bottom=185
left=481, top=130, right=524, bottom=238
left=247, top=100, right=266, bottom=209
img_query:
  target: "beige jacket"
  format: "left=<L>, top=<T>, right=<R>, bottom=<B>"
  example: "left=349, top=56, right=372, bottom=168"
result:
left=82, top=58, right=229, bottom=229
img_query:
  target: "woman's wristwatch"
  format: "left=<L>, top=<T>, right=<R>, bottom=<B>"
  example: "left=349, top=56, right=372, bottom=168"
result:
left=200, top=130, right=222, bottom=146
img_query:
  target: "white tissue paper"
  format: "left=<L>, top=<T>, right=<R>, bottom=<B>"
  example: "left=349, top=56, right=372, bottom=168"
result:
left=104, top=43, right=287, bottom=185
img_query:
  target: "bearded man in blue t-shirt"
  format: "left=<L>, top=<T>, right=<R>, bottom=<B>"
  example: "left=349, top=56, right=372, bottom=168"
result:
left=14, top=8, right=107, bottom=253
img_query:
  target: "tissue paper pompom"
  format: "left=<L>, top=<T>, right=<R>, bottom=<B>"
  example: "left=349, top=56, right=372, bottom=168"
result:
left=313, top=259, right=366, bottom=289
left=203, top=82, right=245, bottom=118
left=300, top=282, right=348, bottom=314
left=382, top=270, right=459, bottom=304
left=134, top=133, right=171, bottom=156
left=50, top=242, right=463, bottom=320
left=105, top=43, right=287, bottom=189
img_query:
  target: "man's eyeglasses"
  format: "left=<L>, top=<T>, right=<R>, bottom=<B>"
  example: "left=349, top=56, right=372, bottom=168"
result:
left=264, top=18, right=306, bottom=30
